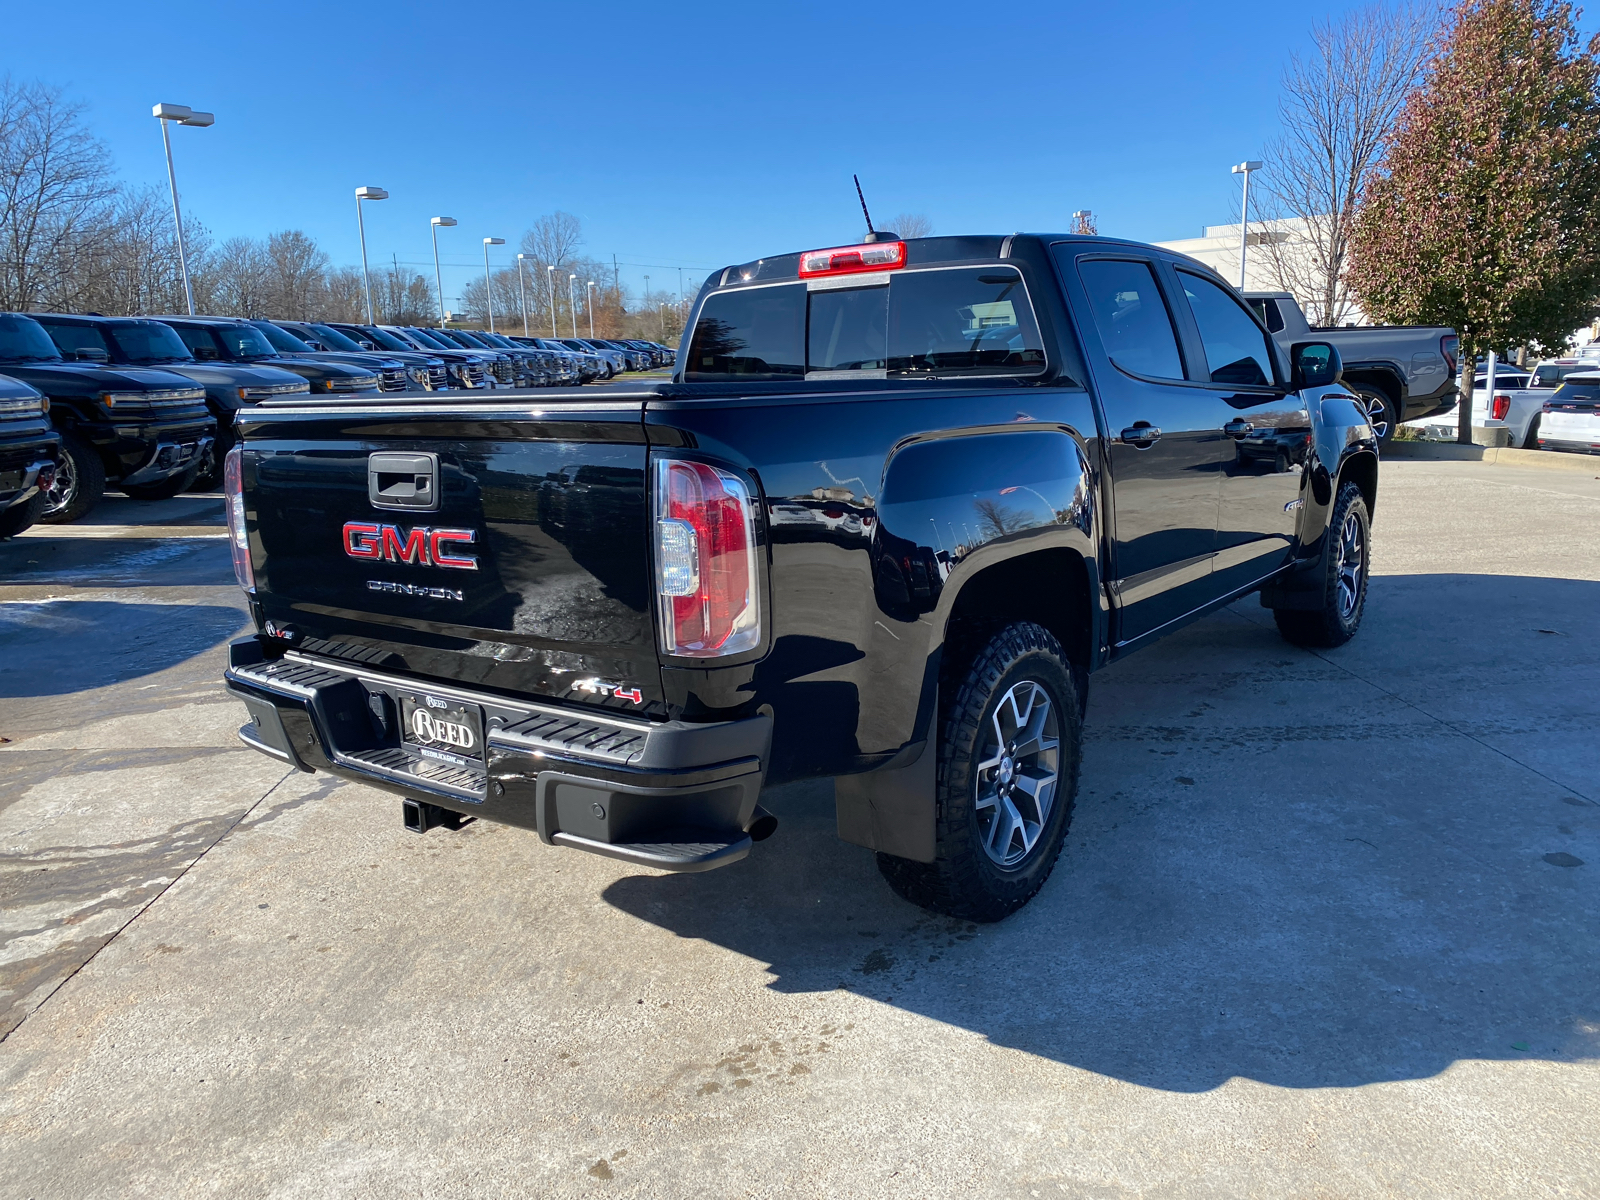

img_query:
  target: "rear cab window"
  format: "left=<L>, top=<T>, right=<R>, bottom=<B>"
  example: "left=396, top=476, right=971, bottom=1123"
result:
left=683, top=265, right=1047, bottom=383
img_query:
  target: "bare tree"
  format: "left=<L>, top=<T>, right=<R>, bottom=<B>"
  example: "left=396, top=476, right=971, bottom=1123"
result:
left=1258, top=4, right=1431, bottom=326
left=887, top=212, right=934, bottom=238
left=322, top=266, right=368, bottom=323
left=0, top=77, right=118, bottom=311
left=263, top=230, right=328, bottom=320
left=205, top=235, right=273, bottom=317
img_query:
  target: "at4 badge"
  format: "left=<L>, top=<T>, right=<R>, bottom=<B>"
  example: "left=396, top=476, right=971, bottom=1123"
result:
left=574, top=678, right=645, bottom=705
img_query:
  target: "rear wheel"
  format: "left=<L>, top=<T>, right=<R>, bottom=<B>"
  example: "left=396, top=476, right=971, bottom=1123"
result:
left=1522, top=414, right=1541, bottom=449
left=39, top=432, right=104, bottom=524
left=1273, top=481, right=1370, bottom=648
left=1354, top=387, right=1397, bottom=443
left=876, top=621, right=1082, bottom=922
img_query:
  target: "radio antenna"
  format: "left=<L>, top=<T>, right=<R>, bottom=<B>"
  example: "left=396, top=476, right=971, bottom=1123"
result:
left=853, top=174, right=876, bottom=237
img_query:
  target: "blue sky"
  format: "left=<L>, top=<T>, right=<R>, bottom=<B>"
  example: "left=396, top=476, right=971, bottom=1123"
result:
left=9, top=0, right=1587, bottom=310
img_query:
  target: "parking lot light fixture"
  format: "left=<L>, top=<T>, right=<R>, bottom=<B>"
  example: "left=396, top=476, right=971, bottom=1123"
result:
left=483, top=238, right=506, bottom=332
left=568, top=274, right=579, bottom=339
left=1231, top=160, right=1264, bottom=288
left=355, top=187, right=389, bottom=324
left=430, top=217, right=457, bottom=327
left=546, top=265, right=558, bottom=337
left=586, top=280, right=596, bottom=338
left=152, top=102, right=215, bottom=316
left=516, top=254, right=532, bottom=337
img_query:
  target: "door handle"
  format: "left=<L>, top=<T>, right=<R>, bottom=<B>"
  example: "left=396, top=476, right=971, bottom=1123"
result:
left=1223, top=419, right=1254, bottom=439
left=1119, top=425, right=1161, bottom=446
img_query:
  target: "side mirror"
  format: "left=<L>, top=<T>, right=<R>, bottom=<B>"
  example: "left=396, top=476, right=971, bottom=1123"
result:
left=194, top=345, right=219, bottom=361
left=1291, top=341, right=1342, bottom=390
left=73, top=347, right=109, bottom=363
left=358, top=340, right=376, bottom=350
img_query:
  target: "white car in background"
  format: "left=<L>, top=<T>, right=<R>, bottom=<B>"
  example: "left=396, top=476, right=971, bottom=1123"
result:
left=1405, top=368, right=1531, bottom=441
left=1538, top=372, right=1600, bottom=454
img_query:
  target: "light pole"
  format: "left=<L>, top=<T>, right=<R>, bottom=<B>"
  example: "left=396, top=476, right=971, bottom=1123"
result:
left=568, top=274, right=579, bottom=338
left=660, top=300, right=668, bottom=339
left=482, top=238, right=505, bottom=332
left=546, top=265, right=558, bottom=337
left=429, top=217, right=456, bottom=327
left=1231, top=160, right=1264, bottom=288
left=516, top=254, right=532, bottom=337
left=355, top=186, right=389, bottom=324
left=586, top=280, right=596, bottom=338
left=151, top=103, right=213, bottom=315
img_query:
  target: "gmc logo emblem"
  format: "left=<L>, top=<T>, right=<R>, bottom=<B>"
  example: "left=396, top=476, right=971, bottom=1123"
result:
left=343, top=522, right=478, bottom=570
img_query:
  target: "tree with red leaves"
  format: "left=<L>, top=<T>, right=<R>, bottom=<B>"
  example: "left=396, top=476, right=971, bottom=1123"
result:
left=1347, top=0, right=1600, bottom=442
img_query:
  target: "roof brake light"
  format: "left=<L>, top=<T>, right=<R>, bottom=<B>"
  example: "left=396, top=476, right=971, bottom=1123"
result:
left=798, top=240, right=907, bottom=278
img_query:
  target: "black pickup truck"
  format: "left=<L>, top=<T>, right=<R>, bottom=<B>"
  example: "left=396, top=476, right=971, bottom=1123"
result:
left=222, top=233, right=1377, bottom=920
left=0, top=313, right=214, bottom=521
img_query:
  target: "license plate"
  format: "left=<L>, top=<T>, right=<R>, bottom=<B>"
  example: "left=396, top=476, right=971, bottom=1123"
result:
left=400, top=695, right=484, bottom=766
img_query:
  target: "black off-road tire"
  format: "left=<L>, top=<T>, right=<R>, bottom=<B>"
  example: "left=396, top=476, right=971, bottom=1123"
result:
left=189, top=425, right=232, bottom=492
left=0, top=490, right=46, bottom=539
left=39, top=431, right=104, bottom=524
left=1273, top=481, right=1371, bottom=648
left=122, top=460, right=202, bottom=502
left=876, top=621, right=1082, bottom=923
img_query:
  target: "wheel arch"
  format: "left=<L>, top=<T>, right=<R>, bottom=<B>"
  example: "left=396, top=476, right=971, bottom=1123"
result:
left=1339, top=448, right=1379, bottom=522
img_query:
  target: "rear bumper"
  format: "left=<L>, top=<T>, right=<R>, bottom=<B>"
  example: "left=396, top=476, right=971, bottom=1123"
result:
left=223, top=637, right=771, bottom=872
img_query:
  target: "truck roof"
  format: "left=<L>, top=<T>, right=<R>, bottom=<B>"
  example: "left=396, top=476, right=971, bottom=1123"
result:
left=710, top=233, right=1223, bottom=289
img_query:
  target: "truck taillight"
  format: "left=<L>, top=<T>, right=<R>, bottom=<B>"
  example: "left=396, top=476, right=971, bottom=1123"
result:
left=1440, top=335, right=1459, bottom=376
left=798, top=239, right=907, bottom=278
left=654, top=458, right=759, bottom=658
left=222, top=445, right=254, bottom=593
left=1491, top=393, right=1510, bottom=420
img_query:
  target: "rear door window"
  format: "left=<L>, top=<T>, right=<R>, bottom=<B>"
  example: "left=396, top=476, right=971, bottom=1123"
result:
left=1176, top=270, right=1278, bottom=387
left=1075, top=259, right=1185, bottom=380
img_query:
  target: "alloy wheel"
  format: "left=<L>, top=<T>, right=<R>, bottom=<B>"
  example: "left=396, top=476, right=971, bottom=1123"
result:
left=42, top=452, right=76, bottom=516
left=1361, top=392, right=1391, bottom=440
left=975, top=679, right=1061, bottom=868
left=1336, top=508, right=1365, bottom=619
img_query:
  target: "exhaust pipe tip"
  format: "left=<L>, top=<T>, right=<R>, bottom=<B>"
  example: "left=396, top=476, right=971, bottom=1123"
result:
left=746, top=805, right=778, bottom=843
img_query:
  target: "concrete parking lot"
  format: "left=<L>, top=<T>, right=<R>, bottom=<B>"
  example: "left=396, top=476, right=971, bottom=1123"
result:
left=1, top=460, right=1596, bottom=1198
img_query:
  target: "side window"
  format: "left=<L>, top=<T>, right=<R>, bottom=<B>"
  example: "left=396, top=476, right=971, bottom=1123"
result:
left=1247, top=297, right=1286, bottom=333
left=1178, top=271, right=1278, bottom=387
left=1075, top=259, right=1185, bottom=381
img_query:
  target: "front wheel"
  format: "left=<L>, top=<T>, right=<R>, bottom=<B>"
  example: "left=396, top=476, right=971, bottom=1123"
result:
left=876, top=621, right=1082, bottom=922
left=0, top=490, right=46, bottom=539
left=1273, top=481, right=1371, bottom=648
left=39, top=432, right=104, bottom=524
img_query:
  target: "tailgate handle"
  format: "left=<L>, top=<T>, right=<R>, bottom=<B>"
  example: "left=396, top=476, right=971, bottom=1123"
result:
left=369, top=451, right=440, bottom=512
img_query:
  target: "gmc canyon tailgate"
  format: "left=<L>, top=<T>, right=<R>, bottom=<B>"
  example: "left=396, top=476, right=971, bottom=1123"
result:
left=236, top=396, right=663, bottom=713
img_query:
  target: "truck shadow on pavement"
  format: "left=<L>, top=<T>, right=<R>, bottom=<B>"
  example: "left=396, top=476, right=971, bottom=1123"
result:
left=605, top=573, right=1600, bottom=1093
left=0, top=600, right=247, bottom=697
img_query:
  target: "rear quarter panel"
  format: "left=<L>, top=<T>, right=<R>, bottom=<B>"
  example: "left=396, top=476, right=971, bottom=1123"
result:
left=646, top=386, right=1101, bottom=783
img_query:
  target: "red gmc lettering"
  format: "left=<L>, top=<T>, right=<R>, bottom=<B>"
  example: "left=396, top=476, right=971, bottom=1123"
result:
left=381, top=525, right=429, bottom=564
left=342, top=522, right=479, bottom=571
left=430, top=528, right=478, bottom=570
left=345, top=522, right=381, bottom=559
